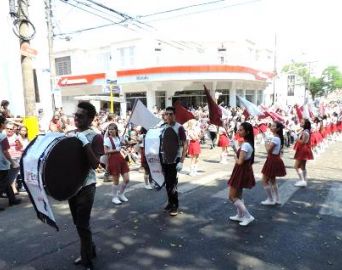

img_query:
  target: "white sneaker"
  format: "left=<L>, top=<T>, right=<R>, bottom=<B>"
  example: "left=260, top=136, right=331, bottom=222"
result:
left=189, top=171, right=196, bottom=176
left=229, top=215, right=244, bottom=222
left=118, top=193, right=128, bottom=202
left=145, top=184, right=153, bottom=190
left=112, top=197, right=122, bottom=205
left=261, top=198, right=276, bottom=206
left=294, top=180, right=307, bottom=187
left=274, top=199, right=281, bottom=205
left=239, top=215, right=255, bottom=226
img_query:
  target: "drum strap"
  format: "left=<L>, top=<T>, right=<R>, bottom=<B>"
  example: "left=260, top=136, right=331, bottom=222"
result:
left=109, top=137, right=116, bottom=150
left=108, top=137, right=116, bottom=150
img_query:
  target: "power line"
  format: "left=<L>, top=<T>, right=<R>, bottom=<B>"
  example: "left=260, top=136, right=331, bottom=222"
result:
left=76, top=0, right=125, bottom=22
left=144, top=0, right=262, bottom=23
left=55, top=0, right=261, bottom=37
left=57, top=0, right=123, bottom=24
left=138, top=0, right=225, bottom=18
left=84, top=0, right=154, bottom=29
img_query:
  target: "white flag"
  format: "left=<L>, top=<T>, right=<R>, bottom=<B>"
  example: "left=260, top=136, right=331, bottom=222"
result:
left=237, top=96, right=262, bottom=116
left=219, top=105, right=231, bottom=120
left=129, top=100, right=160, bottom=130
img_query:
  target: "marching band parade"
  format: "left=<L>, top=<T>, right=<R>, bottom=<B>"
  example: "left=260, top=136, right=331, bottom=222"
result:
left=1, top=1, right=342, bottom=270
left=1, top=92, right=342, bottom=269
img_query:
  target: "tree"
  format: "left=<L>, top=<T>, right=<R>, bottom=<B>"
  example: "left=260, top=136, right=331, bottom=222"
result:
left=309, top=77, right=323, bottom=99
left=321, top=66, right=342, bottom=95
left=282, top=63, right=342, bottom=99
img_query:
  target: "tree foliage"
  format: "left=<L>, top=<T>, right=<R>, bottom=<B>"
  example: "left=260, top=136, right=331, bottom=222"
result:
left=321, top=66, right=342, bottom=94
left=309, top=77, right=323, bottom=99
left=282, top=62, right=342, bottom=98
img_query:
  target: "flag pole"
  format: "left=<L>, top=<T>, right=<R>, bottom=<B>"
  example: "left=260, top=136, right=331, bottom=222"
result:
left=110, top=86, right=114, bottom=113
left=121, top=98, right=138, bottom=139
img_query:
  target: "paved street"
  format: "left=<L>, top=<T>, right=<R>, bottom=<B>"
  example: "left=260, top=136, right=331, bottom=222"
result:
left=1, top=141, right=342, bottom=270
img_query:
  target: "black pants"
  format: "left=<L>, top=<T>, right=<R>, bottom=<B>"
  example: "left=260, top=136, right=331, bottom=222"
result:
left=162, top=163, right=178, bottom=210
left=0, top=170, right=16, bottom=204
left=209, top=132, right=217, bottom=146
left=68, top=184, right=96, bottom=267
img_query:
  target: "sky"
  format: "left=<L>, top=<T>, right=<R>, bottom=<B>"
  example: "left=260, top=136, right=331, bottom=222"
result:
left=53, top=0, right=342, bottom=74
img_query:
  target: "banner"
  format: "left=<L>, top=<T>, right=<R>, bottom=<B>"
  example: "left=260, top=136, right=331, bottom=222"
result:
left=21, top=133, right=61, bottom=231
left=294, top=105, right=304, bottom=122
left=129, top=99, right=160, bottom=130
left=144, top=128, right=165, bottom=190
left=237, top=96, right=262, bottom=116
left=174, top=100, right=195, bottom=124
left=203, top=85, right=222, bottom=126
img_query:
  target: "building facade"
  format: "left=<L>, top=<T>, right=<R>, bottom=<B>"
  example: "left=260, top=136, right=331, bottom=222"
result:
left=55, top=37, right=276, bottom=115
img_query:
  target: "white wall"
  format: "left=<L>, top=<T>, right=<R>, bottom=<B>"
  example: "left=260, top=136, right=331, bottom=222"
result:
left=0, top=1, right=53, bottom=118
left=0, top=2, right=24, bottom=116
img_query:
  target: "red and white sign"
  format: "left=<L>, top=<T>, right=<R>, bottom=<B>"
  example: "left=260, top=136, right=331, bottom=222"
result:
left=57, top=73, right=106, bottom=87
left=20, top=43, right=38, bottom=57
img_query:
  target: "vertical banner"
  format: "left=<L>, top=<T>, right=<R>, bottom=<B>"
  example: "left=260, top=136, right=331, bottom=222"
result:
left=144, top=127, right=165, bottom=190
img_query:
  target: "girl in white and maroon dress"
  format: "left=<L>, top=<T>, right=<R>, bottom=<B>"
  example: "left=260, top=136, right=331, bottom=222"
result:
left=294, top=119, right=313, bottom=187
left=260, top=122, right=286, bottom=205
left=104, top=123, right=130, bottom=205
left=187, top=120, right=201, bottom=176
left=228, top=122, right=256, bottom=226
left=217, top=126, right=229, bottom=164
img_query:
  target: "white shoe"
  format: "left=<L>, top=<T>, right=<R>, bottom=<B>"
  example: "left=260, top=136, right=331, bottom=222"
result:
left=118, top=193, right=128, bottom=202
left=239, top=215, right=255, bottom=226
left=145, top=184, right=153, bottom=190
left=229, top=215, right=244, bottom=222
left=189, top=171, right=196, bottom=176
left=274, top=199, right=281, bottom=205
left=261, top=198, right=276, bottom=206
left=294, top=180, right=307, bottom=187
left=112, top=197, right=122, bottom=205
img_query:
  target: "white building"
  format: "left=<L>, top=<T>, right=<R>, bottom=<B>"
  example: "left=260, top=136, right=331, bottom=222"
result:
left=54, top=37, right=276, bottom=116
left=0, top=1, right=53, bottom=119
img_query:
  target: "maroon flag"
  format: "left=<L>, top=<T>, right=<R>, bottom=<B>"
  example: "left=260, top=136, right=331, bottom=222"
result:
left=295, top=105, right=304, bottom=122
left=173, top=100, right=195, bottom=124
left=203, top=85, right=222, bottom=126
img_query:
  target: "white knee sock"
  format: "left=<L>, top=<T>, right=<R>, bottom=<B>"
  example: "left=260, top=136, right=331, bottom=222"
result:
left=297, top=169, right=304, bottom=181
left=302, top=170, right=307, bottom=181
left=120, top=182, right=128, bottom=194
left=271, top=183, right=279, bottom=201
left=112, top=184, right=119, bottom=197
left=234, top=199, right=251, bottom=218
left=263, top=185, right=273, bottom=201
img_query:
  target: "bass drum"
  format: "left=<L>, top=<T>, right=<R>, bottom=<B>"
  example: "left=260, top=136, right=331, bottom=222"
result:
left=22, top=133, right=89, bottom=201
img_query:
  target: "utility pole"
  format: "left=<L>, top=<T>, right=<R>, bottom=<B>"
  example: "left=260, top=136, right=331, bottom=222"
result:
left=272, top=33, right=277, bottom=105
left=305, top=62, right=311, bottom=104
left=19, top=0, right=36, bottom=116
left=45, top=0, right=56, bottom=110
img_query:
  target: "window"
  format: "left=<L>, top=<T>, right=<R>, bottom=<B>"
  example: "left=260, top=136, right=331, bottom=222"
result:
left=245, top=90, right=254, bottom=103
left=287, top=74, right=295, bottom=96
left=55, top=56, right=71, bottom=75
left=257, top=91, right=264, bottom=105
left=155, top=91, right=165, bottom=110
left=125, top=92, right=146, bottom=111
left=217, top=89, right=230, bottom=106
left=117, top=46, right=135, bottom=68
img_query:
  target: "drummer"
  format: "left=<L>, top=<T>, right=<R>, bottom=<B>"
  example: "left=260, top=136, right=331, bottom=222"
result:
left=161, top=107, right=188, bottom=216
left=69, top=102, right=104, bottom=270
